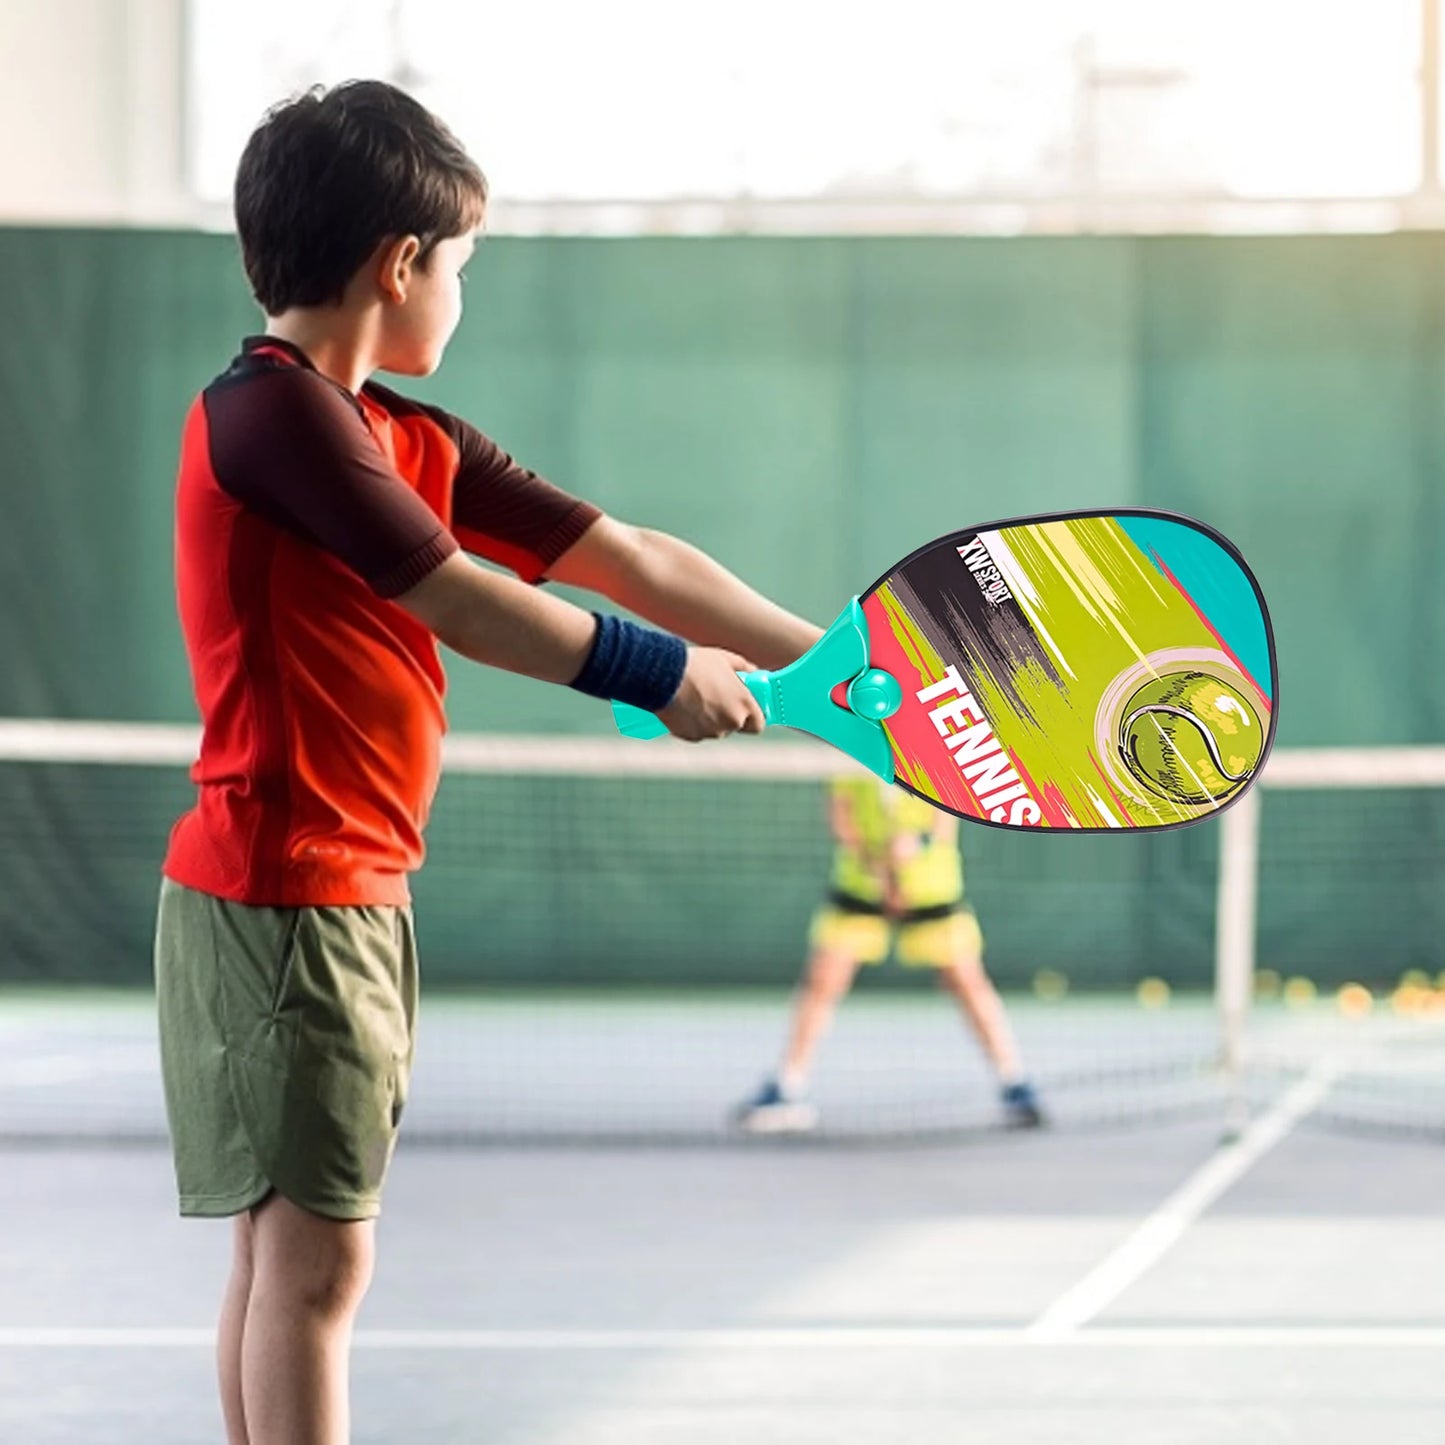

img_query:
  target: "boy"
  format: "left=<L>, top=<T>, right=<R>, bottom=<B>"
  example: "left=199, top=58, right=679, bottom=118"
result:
left=156, top=80, right=821, bottom=1445
left=735, top=774, right=1045, bottom=1133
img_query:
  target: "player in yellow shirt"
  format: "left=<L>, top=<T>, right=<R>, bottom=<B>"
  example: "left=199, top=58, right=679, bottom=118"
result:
left=736, top=775, right=1044, bottom=1132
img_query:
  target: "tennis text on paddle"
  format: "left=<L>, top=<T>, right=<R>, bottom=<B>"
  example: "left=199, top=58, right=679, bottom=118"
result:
left=914, top=666, right=1043, bottom=825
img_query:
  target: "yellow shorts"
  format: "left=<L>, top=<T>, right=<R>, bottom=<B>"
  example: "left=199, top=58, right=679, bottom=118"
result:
left=807, top=906, right=983, bottom=969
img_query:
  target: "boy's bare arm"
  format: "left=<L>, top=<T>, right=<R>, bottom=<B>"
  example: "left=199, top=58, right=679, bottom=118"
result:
left=546, top=518, right=823, bottom=671
left=400, top=552, right=598, bottom=682
left=397, top=552, right=764, bottom=739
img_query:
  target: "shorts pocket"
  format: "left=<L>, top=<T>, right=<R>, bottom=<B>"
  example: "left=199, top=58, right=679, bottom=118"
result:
left=212, top=902, right=305, bottom=1069
left=266, top=910, right=305, bottom=1021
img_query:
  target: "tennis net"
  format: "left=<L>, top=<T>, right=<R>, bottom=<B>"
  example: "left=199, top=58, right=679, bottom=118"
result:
left=1216, top=746, right=1445, bottom=1141
left=0, top=719, right=1241, bottom=1144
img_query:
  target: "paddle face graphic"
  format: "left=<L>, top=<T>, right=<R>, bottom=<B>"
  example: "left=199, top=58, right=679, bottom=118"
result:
left=861, top=511, right=1275, bottom=830
left=613, top=508, right=1276, bottom=833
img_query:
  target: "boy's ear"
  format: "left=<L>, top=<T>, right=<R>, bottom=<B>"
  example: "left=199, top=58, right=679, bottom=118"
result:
left=375, top=235, right=422, bottom=303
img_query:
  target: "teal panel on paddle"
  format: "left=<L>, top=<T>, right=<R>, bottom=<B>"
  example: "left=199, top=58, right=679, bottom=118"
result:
left=1116, top=515, right=1274, bottom=699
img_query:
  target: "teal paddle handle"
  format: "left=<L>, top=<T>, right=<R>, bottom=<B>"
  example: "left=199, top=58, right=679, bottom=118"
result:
left=612, top=703, right=668, bottom=739
left=608, top=600, right=899, bottom=781
left=742, top=669, right=778, bottom=722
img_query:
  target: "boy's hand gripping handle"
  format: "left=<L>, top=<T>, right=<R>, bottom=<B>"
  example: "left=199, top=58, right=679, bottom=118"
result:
left=609, top=600, right=901, bottom=781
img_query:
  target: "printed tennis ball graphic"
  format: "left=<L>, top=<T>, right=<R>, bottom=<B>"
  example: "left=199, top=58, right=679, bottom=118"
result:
left=1118, top=670, right=1262, bottom=805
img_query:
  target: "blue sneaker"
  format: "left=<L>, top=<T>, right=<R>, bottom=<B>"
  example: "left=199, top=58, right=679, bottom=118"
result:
left=734, top=1077, right=819, bottom=1134
left=1001, top=1080, right=1045, bottom=1129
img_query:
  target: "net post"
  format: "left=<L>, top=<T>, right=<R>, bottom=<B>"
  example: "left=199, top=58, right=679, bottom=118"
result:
left=1215, top=785, right=1261, bottom=1140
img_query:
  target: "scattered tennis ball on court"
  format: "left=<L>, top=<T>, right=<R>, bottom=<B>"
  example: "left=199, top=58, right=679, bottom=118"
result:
left=1337, top=983, right=1373, bottom=1018
left=1394, top=971, right=1433, bottom=1016
left=1118, top=670, right=1263, bottom=805
left=1032, top=969, right=1069, bottom=1002
left=1391, top=984, right=1427, bottom=1016
left=1282, top=976, right=1317, bottom=1008
left=1254, top=969, right=1281, bottom=1001
left=1136, top=977, right=1171, bottom=1009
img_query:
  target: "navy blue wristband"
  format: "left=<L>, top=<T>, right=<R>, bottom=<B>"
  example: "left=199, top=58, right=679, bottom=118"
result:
left=570, top=613, right=688, bottom=712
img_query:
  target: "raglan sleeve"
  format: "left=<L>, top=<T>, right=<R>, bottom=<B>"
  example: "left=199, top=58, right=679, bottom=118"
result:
left=205, top=368, right=460, bottom=597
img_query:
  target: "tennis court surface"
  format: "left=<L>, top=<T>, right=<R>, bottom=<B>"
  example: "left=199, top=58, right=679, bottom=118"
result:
left=5, top=1120, right=1445, bottom=1443
left=5, top=980, right=1445, bottom=1444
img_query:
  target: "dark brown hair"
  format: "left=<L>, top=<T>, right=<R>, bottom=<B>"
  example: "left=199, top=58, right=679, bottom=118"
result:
left=234, top=80, right=487, bottom=314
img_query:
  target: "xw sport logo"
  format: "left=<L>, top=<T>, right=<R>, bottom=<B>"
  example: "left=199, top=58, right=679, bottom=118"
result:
left=957, top=537, right=1012, bottom=606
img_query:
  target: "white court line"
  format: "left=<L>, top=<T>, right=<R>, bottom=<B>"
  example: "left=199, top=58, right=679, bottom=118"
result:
left=0, top=1056, right=101, bottom=1088
left=2, top=1325, right=1444, bottom=1351
left=1027, top=1065, right=1337, bottom=1341
left=0, top=1047, right=158, bottom=1088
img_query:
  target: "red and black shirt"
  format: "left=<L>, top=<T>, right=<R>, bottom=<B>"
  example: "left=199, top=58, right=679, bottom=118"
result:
left=164, top=337, right=600, bottom=906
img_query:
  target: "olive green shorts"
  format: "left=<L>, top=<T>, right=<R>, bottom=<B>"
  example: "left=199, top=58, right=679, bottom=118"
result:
left=153, top=877, right=418, bottom=1221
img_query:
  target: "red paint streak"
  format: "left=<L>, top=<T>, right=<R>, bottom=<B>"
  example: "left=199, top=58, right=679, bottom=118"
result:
left=1087, top=749, right=1138, bottom=825
left=996, top=750, right=1063, bottom=825
left=864, top=592, right=1051, bottom=824
left=1039, top=782, right=1078, bottom=828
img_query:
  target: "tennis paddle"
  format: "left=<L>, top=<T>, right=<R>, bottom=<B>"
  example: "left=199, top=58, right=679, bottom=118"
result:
left=615, top=509, right=1276, bottom=832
